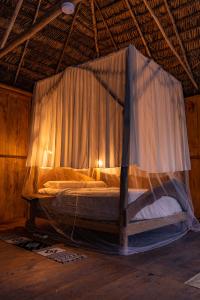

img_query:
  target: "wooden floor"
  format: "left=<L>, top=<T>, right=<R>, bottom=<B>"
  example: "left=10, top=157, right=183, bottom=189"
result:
left=0, top=219, right=200, bottom=300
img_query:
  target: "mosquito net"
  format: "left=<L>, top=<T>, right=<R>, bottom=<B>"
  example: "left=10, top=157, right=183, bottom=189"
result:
left=23, top=45, right=199, bottom=255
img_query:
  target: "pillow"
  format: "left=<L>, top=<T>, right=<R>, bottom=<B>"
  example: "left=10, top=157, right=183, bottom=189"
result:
left=100, top=172, right=120, bottom=187
left=44, top=180, right=107, bottom=189
left=38, top=167, right=94, bottom=189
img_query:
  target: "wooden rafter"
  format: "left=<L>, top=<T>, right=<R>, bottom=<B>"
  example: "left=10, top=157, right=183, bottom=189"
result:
left=143, top=0, right=198, bottom=90
left=94, top=0, right=118, bottom=51
left=91, top=0, right=99, bottom=57
left=163, top=0, right=197, bottom=86
left=124, top=0, right=151, bottom=57
left=55, top=3, right=81, bottom=73
left=0, top=0, right=24, bottom=49
left=14, top=0, right=42, bottom=84
left=0, top=3, right=62, bottom=60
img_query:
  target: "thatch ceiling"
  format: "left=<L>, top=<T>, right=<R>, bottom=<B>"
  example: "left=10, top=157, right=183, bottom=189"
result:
left=0, top=0, right=199, bottom=96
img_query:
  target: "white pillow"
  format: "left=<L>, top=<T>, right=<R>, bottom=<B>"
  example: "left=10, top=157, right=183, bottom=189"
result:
left=44, top=180, right=107, bottom=189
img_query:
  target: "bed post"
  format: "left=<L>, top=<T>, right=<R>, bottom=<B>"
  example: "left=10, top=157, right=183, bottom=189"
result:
left=119, top=45, right=133, bottom=254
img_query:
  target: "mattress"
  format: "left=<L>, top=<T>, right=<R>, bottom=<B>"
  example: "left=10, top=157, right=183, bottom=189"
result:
left=38, top=187, right=182, bottom=221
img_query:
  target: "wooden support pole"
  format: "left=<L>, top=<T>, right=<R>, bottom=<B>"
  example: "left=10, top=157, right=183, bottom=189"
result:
left=14, top=0, right=42, bottom=84
left=124, top=0, right=151, bottom=57
left=91, top=0, right=99, bottom=58
left=0, top=0, right=24, bottom=49
left=163, top=0, right=197, bottom=87
left=143, top=0, right=198, bottom=90
left=119, top=46, right=133, bottom=252
left=0, top=3, right=62, bottom=60
left=94, top=0, right=118, bottom=51
left=55, top=3, right=81, bottom=73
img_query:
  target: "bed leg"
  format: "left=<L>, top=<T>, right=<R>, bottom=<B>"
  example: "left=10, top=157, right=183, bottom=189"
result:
left=120, top=228, right=129, bottom=255
left=25, top=200, right=37, bottom=232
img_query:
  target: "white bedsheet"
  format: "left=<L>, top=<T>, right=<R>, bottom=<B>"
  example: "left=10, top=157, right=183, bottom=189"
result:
left=38, top=187, right=182, bottom=221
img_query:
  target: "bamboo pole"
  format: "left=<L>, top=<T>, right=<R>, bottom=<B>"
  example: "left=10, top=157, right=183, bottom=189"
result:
left=0, top=3, right=62, bottom=60
left=119, top=46, right=133, bottom=252
left=14, top=0, right=42, bottom=84
left=124, top=0, right=151, bottom=57
left=143, top=0, right=198, bottom=90
left=91, top=0, right=99, bottom=57
left=94, top=0, right=118, bottom=51
left=163, top=0, right=197, bottom=87
left=0, top=0, right=24, bottom=49
left=55, top=3, right=81, bottom=73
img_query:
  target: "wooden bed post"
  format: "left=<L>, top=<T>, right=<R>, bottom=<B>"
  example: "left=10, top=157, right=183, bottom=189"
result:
left=119, top=45, right=133, bottom=253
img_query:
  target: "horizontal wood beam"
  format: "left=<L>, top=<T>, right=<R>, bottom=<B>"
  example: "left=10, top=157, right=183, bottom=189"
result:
left=0, top=154, right=27, bottom=160
left=143, top=0, right=198, bottom=90
left=0, top=82, right=32, bottom=97
left=0, top=1, right=82, bottom=60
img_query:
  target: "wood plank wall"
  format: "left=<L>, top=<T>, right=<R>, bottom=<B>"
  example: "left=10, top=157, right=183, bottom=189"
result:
left=0, top=84, right=31, bottom=223
left=185, top=95, right=200, bottom=218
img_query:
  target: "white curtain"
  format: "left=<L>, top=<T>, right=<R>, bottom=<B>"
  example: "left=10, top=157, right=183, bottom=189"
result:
left=27, top=49, right=126, bottom=168
left=129, top=46, right=191, bottom=172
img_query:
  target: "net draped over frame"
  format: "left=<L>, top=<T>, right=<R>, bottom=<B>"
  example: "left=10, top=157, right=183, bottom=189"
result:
left=23, top=45, right=199, bottom=255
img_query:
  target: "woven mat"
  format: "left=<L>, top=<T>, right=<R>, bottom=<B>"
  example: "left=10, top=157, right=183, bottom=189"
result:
left=0, top=233, right=87, bottom=264
left=185, top=273, right=200, bottom=289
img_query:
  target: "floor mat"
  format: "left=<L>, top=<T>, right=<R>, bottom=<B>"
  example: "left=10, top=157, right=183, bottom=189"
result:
left=0, top=233, right=87, bottom=264
left=185, top=273, right=200, bottom=289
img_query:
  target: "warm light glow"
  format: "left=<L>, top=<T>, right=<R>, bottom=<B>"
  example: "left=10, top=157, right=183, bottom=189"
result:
left=96, top=160, right=103, bottom=168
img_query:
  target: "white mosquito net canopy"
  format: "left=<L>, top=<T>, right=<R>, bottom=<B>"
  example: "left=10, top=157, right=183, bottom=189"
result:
left=23, top=45, right=199, bottom=255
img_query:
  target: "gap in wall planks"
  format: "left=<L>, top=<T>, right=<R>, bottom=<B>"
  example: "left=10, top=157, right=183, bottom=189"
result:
left=0, top=84, right=32, bottom=223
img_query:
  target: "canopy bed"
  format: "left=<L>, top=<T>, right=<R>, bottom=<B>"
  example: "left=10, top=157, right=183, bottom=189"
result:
left=23, top=45, right=199, bottom=255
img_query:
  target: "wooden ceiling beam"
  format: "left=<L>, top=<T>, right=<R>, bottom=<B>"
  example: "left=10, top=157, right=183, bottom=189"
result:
left=124, top=0, right=151, bottom=57
left=91, top=0, right=99, bottom=58
left=163, top=0, right=197, bottom=86
left=0, top=0, right=24, bottom=49
left=0, top=1, right=82, bottom=60
left=55, top=3, right=81, bottom=73
left=143, top=0, right=198, bottom=90
left=14, top=0, right=42, bottom=84
left=94, top=0, right=118, bottom=51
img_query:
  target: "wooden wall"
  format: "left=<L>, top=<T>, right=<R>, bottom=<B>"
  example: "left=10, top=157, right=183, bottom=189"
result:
left=0, top=84, right=31, bottom=223
left=185, top=95, right=200, bottom=218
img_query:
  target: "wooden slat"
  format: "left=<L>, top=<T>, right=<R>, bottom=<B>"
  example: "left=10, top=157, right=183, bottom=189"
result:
left=0, top=82, right=32, bottom=97
left=127, top=212, right=187, bottom=236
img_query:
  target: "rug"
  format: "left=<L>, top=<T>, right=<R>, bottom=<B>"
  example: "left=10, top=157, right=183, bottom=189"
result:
left=185, top=273, right=200, bottom=289
left=0, top=233, right=87, bottom=264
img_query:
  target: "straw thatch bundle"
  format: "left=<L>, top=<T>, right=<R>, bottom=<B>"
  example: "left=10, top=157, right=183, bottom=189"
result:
left=0, top=0, right=199, bottom=96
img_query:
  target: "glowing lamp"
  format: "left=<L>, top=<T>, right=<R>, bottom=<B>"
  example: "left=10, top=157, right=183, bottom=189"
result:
left=61, top=2, right=75, bottom=15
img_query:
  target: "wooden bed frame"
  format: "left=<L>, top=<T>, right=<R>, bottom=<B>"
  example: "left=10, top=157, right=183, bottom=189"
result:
left=23, top=193, right=187, bottom=252
left=23, top=47, right=188, bottom=252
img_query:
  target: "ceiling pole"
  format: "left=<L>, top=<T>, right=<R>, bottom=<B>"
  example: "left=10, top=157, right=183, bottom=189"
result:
left=163, top=0, right=197, bottom=84
left=0, top=0, right=24, bottom=49
left=124, top=0, right=151, bottom=57
left=0, top=3, right=64, bottom=60
left=143, top=0, right=198, bottom=90
left=14, top=0, right=42, bottom=84
left=55, top=3, right=81, bottom=73
left=91, top=0, right=99, bottom=57
left=94, top=0, right=118, bottom=51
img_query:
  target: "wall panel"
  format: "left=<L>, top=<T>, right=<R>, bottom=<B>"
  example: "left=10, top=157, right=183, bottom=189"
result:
left=0, top=84, right=31, bottom=223
left=185, top=95, right=200, bottom=218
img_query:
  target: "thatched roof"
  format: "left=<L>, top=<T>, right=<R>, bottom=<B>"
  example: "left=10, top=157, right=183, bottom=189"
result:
left=0, top=0, right=199, bottom=96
